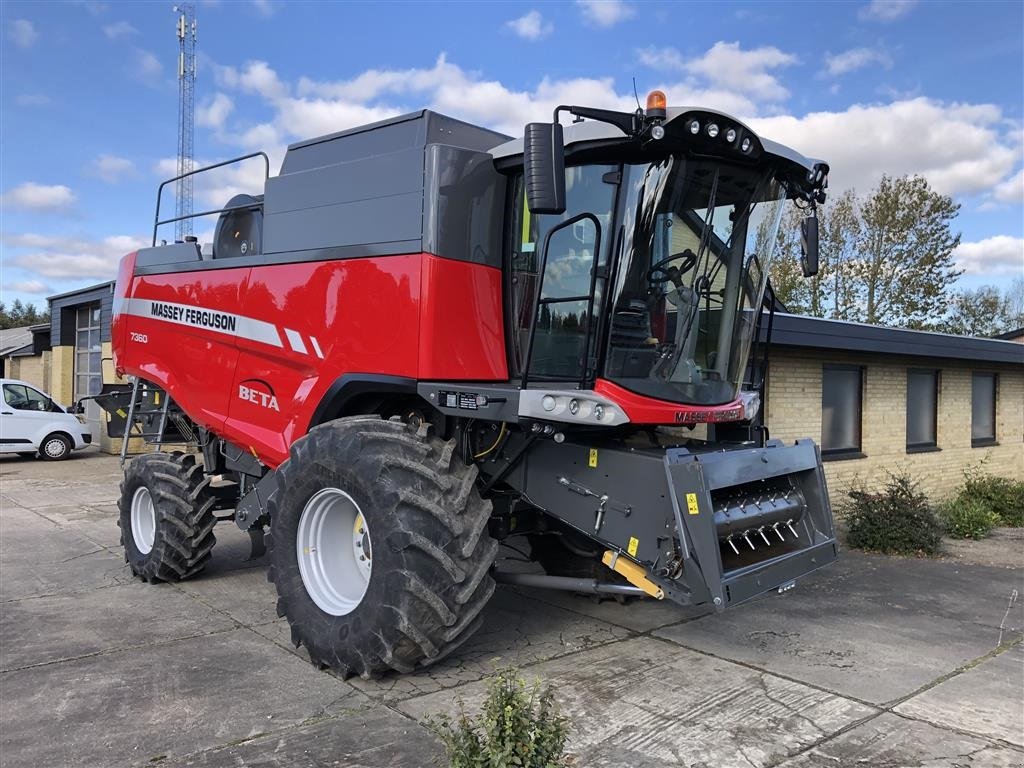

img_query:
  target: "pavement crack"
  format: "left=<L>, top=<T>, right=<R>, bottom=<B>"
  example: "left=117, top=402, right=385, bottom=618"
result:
left=996, top=588, right=1019, bottom=648
left=59, top=547, right=105, bottom=563
left=754, top=672, right=826, bottom=737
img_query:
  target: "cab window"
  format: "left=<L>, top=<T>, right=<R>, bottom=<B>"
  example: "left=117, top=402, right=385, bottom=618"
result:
left=508, top=165, right=617, bottom=380
left=3, top=384, right=58, bottom=412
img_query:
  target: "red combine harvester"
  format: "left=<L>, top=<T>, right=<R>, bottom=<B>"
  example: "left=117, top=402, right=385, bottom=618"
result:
left=103, top=92, right=837, bottom=677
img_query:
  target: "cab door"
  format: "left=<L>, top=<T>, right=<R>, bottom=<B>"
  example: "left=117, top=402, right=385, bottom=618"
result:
left=0, top=383, right=61, bottom=452
left=507, top=164, right=619, bottom=385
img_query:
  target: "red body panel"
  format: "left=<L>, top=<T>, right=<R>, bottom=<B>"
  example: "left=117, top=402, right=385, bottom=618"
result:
left=114, top=252, right=507, bottom=467
left=593, top=379, right=744, bottom=425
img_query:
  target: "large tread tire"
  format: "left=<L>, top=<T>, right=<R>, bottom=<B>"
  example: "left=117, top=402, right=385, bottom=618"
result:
left=267, top=416, right=497, bottom=678
left=118, top=451, right=218, bottom=582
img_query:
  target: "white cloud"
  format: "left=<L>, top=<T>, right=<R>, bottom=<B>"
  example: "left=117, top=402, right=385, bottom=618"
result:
left=825, top=47, right=893, bottom=76
left=639, top=42, right=797, bottom=106
left=859, top=0, right=917, bottom=22
left=103, top=21, right=138, bottom=39
left=686, top=41, right=797, bottom=102
left=15, top=93, right=51, bottom=107
left=77, top=1, right=110, bottom=15
left=576, top=0, right=634, bottom=27
left=953, top=236, right=1024, bottom=277
left=153, top=156, right=271, bottom=210
left=505, top=10, right=553, bottom=40
left=216, top=60, right=288, bottom=100
left=3, top=232, right=149, bottom=280
left=89, top=154, right=135, bottom=183
left=251, top=0, right=276, bottom=17
left=132, top=48, right=163, bottom=86
left=9, top=19, right=37, bottom=49
left=992, top=168, right=1023, bottom=204
left=1, top=183, right=76, bottom=211
left=751, top=98, right=1019, bottom=198
left=197, top=92, right=235, bottom=129
left=2, top=280, right=53, bottom=295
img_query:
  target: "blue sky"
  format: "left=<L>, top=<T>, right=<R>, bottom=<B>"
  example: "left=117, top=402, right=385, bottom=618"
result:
left=2, top=0, right=1022, bottom=310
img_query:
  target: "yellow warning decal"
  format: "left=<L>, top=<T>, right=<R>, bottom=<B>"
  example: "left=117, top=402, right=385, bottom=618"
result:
left=686, top=493, right=700, bottom=515
left=627, top=536, right=639, bottom=557
left=115, top=408, right=127, bottom=418
left=153, top=392, right=160, bottom=405
left=588, top=448, right=598, bottom=468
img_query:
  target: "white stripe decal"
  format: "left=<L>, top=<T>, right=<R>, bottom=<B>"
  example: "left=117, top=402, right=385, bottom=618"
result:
left=309, top=336, right=324, bottom=359
left=284, top=328, right=308, bottom=355
left=123, top=298, right=283, bottom=348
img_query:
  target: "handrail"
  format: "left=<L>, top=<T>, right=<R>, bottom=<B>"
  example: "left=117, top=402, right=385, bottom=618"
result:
left=152, top=151, right=270, bottom=246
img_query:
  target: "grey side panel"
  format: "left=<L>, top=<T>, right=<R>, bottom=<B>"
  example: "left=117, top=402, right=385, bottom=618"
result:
left=264, top=148, right=425, bottom=215
left=134, top=243, right=202, bottom=268
left=423, top=145, right=506, bottom=269
left=280, top=112, right=427, bottom=174
left=262, top=193, right=424, bottom=254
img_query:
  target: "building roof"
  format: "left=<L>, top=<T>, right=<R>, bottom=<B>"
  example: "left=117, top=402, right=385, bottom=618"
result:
left=46, top=281, right=114, bottom=304
left=0, top=326, right=35, bottom=357
left=995, top=327, right=1024, bottom=342
left=767, top=313, right=1024, bottom=366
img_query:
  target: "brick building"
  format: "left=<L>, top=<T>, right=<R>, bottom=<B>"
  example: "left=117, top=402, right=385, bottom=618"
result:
left=5, top=281, right=1022, bottom=505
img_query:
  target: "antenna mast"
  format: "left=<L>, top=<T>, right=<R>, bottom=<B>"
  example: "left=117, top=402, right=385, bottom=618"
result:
left=173, top=4, right=196, bottom=240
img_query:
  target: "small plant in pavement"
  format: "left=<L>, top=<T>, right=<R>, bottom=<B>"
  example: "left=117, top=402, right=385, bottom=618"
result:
left=844, top=473, right=944, bottom=556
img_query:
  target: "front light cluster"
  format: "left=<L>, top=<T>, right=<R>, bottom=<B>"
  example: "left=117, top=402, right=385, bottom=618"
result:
left=684, top=114, right=755, bottom=155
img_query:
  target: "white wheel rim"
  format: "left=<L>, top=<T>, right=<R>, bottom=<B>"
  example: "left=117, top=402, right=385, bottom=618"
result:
left=131, top=486, right=156, bottom=555
left=296, top=488, right=372, bottom=616
left=43, top=438, right=66, bottom=458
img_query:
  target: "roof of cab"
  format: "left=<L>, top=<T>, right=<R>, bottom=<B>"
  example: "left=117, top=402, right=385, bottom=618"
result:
left=488, top=106, right=824, bottom=174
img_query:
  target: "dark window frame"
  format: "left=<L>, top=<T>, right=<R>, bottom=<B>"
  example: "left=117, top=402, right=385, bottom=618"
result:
left=906, top=368, right=940, bottom=453
left=971, top=371, right=998, bottom=447
left=821, top=363, right=865, bottom=460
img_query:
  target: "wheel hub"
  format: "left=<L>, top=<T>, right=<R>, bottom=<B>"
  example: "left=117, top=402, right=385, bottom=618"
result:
left=296, top=488, right=372, bottom=616
left=130, top=486, right=156, bottom=555
left=43, top=438, right=65, bottom=458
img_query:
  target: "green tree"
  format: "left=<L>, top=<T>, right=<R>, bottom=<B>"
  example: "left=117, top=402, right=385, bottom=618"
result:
left=0, top=300, right=49, bottom=330
left=938, top=279, right=1024, bottom=337
left=852, top=175, right=962, bottom=328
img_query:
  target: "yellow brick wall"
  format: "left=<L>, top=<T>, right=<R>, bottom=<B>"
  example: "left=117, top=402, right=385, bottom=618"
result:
left=767, top=348, right=1024, bottom=507
left=7, top=351, right=50, bottom=392
left=48, top=346, right=75, bottom=406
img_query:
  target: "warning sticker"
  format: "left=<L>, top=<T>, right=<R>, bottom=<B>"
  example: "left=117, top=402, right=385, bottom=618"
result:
left=686, top=493, right=700, bottom=515
left=627, top=537, right=639, bottom=557
left=588, top=448, right=598, bottom=468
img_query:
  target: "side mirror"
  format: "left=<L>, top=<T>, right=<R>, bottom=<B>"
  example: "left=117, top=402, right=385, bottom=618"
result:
left=800, top=215, right=819, bottom=277
left=523, top=122, right=566, bottom=215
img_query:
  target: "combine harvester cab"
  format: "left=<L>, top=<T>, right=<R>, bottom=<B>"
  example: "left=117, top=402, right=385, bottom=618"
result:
left=105, top=91, right=838, bottom=677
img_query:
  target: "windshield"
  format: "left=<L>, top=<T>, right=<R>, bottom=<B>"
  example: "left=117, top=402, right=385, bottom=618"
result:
left=606, top=156, right=786, bottom=406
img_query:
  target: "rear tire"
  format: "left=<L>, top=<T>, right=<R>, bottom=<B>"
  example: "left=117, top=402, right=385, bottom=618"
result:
left=267, top=416, right=497, bottom=678
left=117, top=452, right=217, bottom=582
left=39, top=433, right=71, bottom=461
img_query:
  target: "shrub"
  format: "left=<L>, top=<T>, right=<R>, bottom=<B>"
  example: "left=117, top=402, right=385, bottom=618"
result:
left=940, top=496, right=1001, bottom=540
left=961, top=468, right=1024, bottom=527
left=427, top=668, right=571, bottom=768
left=844, top=473, right=944, bottom=556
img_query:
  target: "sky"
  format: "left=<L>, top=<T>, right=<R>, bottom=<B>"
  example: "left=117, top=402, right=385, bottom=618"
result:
left=1, top=0, right=1022, bottom=310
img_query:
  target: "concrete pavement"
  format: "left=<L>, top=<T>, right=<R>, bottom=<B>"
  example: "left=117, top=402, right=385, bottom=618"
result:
left=1, top=449, right=1021, bottom=767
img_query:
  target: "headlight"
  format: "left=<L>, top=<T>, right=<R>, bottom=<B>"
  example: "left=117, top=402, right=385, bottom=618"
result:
left=706, top=123, right=719, bottom=138
left=740, top=137, right=752, bottom=153
left=725, top=128, right=737, bottom=143
left=688, top=119, right=700, bottom=135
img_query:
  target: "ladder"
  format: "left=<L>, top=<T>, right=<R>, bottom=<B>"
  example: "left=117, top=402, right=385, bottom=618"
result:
left=119, top=378, right=173, bottom=465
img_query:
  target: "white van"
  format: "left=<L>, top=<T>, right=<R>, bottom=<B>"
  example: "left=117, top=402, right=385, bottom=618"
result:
left=0, top=378, right=93, bottom=460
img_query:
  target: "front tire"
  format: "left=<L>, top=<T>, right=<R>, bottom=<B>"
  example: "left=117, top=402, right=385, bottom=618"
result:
left=39, top=433, right=71, bottom=461
left=117, top=452, right=217, bottom=582
left=267, top=416, right=497, bottom=678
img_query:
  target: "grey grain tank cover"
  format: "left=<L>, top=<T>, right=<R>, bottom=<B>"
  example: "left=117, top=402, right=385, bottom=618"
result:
left=261, top=111, right=511, bottom=268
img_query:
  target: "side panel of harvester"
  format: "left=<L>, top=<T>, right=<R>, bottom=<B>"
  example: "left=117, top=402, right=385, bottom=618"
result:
left=113, top=111, right=512, bottom=467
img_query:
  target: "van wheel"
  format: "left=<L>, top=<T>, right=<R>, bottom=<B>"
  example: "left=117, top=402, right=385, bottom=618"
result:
left=39, top=434, right=71, bottom=461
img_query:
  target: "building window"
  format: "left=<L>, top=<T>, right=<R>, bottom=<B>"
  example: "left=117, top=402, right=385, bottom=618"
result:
left=74, top=303, right=103, bottom=402
left=906, top=369, right=939, bottom=451
left=821, top=364, right=863, bottom=457
left=971, top=372, right=997, bottom=446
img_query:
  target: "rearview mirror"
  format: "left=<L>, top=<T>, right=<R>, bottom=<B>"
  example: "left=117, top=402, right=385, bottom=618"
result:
left=523, top=122, right=565, bottom=215
left=800, top=215, right=819, bottom=277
